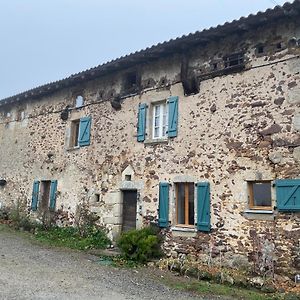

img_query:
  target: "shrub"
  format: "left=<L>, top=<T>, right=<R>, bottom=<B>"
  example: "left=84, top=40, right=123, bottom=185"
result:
left=74, top=203, right=100, bottom=237
left=117, top=227, right=162, bottom=263
left=7, top=202, right=37, bottom=231
left=35, top=225, right=111, bottom=250
left=0, top=206, right=10, bottom=221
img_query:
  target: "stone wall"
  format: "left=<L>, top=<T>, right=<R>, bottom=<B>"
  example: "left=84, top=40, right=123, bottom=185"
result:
left=0, top=16, right=299, bottom=275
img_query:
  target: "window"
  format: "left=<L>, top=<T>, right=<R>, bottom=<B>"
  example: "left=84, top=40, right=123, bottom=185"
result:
left=125, top=174, right=132, bottom=181
left=137, top=96, right=178, bottom=142
left=153, top=102, right=168, bottom=139
left=223, top=53, right=244, bottom=68
left=71, top=120, right=80, bottom=147
left=276, top=42, right=282, bottom=50
left=211, top=62, right=218, bottom=71
left=75, top=95, right=84, bottom=108
left=40, top=181, right=51, bottom=211
left=31, top=180, right=58, bottom=211
left=248, top=181, right=272, bottom=210
left=123, top=71, right=140, bottom=95
left=176, top=183, right=195, bottom=226
left=256, top=45, right=265, bottom=55
left=95, top=193, right=100, bottom=203
left=158, top=181, right=211, bottom=232
left=69, top=116, right=91, bottom=148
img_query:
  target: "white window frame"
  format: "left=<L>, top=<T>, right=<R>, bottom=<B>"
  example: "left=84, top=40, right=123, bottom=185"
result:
left=75, top=95, right=84, bottom=108
left=152, top=102, right=168, bottom=139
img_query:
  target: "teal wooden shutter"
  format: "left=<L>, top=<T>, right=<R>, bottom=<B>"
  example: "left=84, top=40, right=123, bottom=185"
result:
left=158, top=182, right=169, bottom=228
left=137, top=103, right=147, bottom=142
left=197, top=182, right=211, bottom=232
left=167, top=96, right=178, bottom=138
left=49, top=180, right=58, bottom=210
left=276, top=179, right=300, bottom=211
left=31, top=180, right=40, bottom=211
left=79, top=116, right=91, bottom=146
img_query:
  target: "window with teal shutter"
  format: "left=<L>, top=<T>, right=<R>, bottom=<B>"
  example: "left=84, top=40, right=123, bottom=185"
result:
left=137, top=103, right=147, bottom=142
left=196, top=182, right=211, bottom=232
left=31, top=180, right=40, bottom=211
left=78, top=116, right=91, bottom=146
left=167, top=96, right=178, bottom=138
left=276, top=179, right=300, bottom=211
left=49, top=180, right=58, bottom=211
left=158, top=182, right=169, bottom=228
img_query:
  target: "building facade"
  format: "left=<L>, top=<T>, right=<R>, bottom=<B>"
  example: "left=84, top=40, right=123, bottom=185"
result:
left=0, top=1, right=300, bottom=275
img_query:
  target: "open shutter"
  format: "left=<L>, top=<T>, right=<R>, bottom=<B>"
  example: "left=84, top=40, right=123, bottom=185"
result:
left=49, top=180, right=58, bottom=211
left=78, top=116, right=91, bottom=146
left=158, top=182, right=169, bottom=228
left=196, top=182, right=211, bottom=232
left=31, top=180, right=40, bottom=211
left=276, top=179, right=300, bottom=211
left=137, top=103, right=147, bottom=142
left=167, top=96, right=178, bottom=138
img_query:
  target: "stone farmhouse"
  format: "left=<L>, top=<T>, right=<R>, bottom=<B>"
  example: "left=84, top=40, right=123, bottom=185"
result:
left=0, top=1, right=300, bottom=275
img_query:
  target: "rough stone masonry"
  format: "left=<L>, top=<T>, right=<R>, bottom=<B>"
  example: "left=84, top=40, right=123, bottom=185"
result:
left=0, top=1, right=299, bottom=276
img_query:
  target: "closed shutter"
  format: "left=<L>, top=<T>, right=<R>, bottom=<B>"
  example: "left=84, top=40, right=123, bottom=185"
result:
left=276, top=179, right=300, bottom=211
left=196, top=182, right=211, bottom=232
left=158, top=182, right=169, bottom=228
left=167, top=96, right=178, bottom=138
left=78, top=116, right=91, bottom=146
left=137, top=103, right=147, bottom=142
left=49, top=180, right=58, bottom=211
left=31, top=180, right=40, bottom=211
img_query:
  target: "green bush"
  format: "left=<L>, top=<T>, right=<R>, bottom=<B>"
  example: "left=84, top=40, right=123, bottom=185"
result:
left=35, top=225, right=111, bottom=250
left=8, top=205, right=37, bottom=231
left=117, top=227, right=162, bottom=263
left=0, top=206, right=10, bottom=221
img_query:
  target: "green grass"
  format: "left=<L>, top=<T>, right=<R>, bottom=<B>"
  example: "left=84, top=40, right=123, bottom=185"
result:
left=34, top=226, right=111, bottom=250
left=165, top=277, right=285, bottom=300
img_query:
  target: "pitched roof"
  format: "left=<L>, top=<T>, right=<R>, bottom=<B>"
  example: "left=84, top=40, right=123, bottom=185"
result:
left=1, top=0, right=299, bottom=107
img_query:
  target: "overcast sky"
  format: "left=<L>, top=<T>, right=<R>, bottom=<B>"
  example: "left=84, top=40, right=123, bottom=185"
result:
left=0, top=0, right=290, bottom=100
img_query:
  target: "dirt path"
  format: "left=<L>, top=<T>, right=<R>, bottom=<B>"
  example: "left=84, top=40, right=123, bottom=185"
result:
left=0, top=227, right=209, bottom=300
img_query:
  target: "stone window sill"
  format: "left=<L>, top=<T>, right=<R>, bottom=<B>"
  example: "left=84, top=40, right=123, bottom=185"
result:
left=171, top=226, right=196, bottom=232
left=243, top=209, right=275, bottom=221
left=171, top=226, right=197, bottom=237
left=144, top=138, right=168, bottom=145
left=244, top=209, right=273, bottom=214
left=66, top=146, right=80, bottom=151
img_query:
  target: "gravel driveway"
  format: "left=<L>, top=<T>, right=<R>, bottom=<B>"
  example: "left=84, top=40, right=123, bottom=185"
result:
left=0, top=227, right=207, bottom=300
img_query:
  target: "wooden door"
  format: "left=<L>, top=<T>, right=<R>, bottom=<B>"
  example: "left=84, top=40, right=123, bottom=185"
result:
left=122, top=190, right=137, bottom=232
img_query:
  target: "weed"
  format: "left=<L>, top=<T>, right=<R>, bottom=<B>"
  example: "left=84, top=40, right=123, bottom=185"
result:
left=165, top=277, right=284, bottom=300
left=35, top=225, right=111, bottom=250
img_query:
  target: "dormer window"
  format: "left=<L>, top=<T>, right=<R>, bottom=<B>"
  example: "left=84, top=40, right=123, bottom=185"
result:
left=123, top=71, right=140, bottom=95
left=257, top=45, right=265, bottom=54
left=276, top=42, right=282, bottom=50
left=223, top=53, right=244, bottom=68
left=75, top=95, right=84, bottom=108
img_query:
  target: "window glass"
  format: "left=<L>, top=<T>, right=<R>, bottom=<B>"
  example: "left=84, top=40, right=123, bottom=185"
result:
left=248, top=181, right=272, bottom=209
left=188, top=183, right=195, bottom=225
left=75, top=95, right=84, bottom=108
left=152, top=102, right=168, bottom=139
left=176, top=182, right=194, bottom=226
left=162, top=103, right=168, bottom=136
left=253, top=182, right=271, bottom=207
left=70, top=120, right=80, bottom=147
left=177, top=183, right=185, bottom=224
